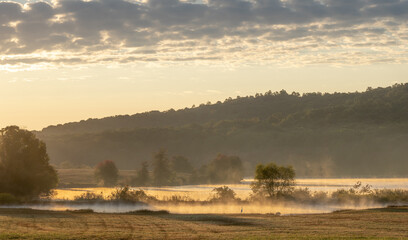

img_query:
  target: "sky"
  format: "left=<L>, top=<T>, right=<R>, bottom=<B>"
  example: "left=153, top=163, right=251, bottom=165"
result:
left=1, top=0, right=408, bottom=130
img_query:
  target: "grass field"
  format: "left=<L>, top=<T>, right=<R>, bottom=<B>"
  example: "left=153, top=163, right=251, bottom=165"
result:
left=0, top=206, right=407, bottom=239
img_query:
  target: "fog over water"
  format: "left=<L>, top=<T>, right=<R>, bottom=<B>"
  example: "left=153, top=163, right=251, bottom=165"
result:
left=54, top=178, right=408, bottom=201
left=2, top=178, right=406, bottom=215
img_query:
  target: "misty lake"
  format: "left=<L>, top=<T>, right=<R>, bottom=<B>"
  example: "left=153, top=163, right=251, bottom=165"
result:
left=54, top=178, right=408, bottom=201
left=43, top=178, right=408, bottom=215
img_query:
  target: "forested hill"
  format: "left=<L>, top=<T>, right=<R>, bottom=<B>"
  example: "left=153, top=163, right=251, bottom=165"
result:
left=40, top=84, right=408, bottom=135
left=36, top=84, right=408, bottom=177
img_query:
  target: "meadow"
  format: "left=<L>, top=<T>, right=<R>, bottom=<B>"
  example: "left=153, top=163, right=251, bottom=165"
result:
left=0, top=206, right=407, bottom=239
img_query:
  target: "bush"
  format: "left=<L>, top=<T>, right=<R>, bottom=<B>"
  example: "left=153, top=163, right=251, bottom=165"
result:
left=109, top=186, right=156, bottom=202
left=370, top=189, right=408, bottom=204
left=0, top=193, right=19, bottom=205
left=74, top=192, right=104, bottom=201
left=161, top=195, right=194, bottom=203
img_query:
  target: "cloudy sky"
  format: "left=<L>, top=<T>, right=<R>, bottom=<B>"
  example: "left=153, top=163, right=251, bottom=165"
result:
left=1, top=0, right=408, bottom=130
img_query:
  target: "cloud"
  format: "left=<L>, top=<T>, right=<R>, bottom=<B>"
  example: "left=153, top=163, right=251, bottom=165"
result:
left=0, top=0, right=408, bottom=68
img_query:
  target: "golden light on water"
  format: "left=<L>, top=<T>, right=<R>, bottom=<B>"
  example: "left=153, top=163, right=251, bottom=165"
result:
left=54, top=178, right=408, bottom=201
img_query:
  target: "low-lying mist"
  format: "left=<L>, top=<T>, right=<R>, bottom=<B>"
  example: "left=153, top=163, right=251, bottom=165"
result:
left=0, top=200, right=387, bottom=215
left=1, top=179, right=406, bottom=215
left=1, top=202, right=151, bottom=213
left=151, top=201, right=387, bottom=215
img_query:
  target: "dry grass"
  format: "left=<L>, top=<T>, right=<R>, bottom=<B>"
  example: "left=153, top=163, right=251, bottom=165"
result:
left=0, top=206, right=407, bottom=239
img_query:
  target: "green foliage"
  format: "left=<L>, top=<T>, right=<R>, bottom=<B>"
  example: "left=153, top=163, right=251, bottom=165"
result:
left=251, top=163, right=295, bottom=198
left=94, top=160, right=119, bottom=187
left=0, top=126, right=58, bottom=198
left=211, top=186, right=238, bottom=202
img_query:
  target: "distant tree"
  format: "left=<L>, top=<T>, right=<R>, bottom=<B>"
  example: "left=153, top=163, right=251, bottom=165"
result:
left=132, top=161, right=150, bottom=186
left=204, top=154, right=244, bottom=184
left=0, top=126, right=58, bottom=198
left=211, top=186, right=237, bottom=202
left=170, top=155, right=193, bottom=173
left=94, top=160, right=119, bottom=187
left=251, top=163, right=295, bottom=198
left=152, top=150, right=172, bottom=186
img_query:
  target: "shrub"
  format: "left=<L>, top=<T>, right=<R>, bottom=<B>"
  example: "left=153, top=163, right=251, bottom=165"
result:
left=109, top=186, right=156, bottom=202
left=0, top=193, right=19, bottom=204
left=74, top=192, right=104, bottom=201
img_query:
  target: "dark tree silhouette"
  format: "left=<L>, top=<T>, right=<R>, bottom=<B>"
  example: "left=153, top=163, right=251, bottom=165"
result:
left=0, top=126, right=58, bottom=198
left=152, top=150, right=172, bottom=186
left=251, top=163, right=295, bottom=198
left=170, top=155, right=193, bottom=173
left=94, top=160, right=119, bottom=186
left=204, top=154, right=244, bottom=184
left=132, top=161, right=150, bottom=186
left=36, top=83, right=408, bottom=177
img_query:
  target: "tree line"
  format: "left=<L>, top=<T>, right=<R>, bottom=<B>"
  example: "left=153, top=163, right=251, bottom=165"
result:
left=36, top=83, right=408, bottom=177
left=1, top=126, right=291, bottom=201
left=94, top=150, right=244, bottom=187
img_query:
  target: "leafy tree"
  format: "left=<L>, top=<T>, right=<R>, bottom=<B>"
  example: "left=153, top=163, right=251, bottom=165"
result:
left=170, top=155, right=193, bottom=173
left=94, top=160, right=118, bottom=186
left=211, top=186, right=237, bottom=202
left=251, top=163, right=295, bottom=198
left=0, top=126, right=58, bottom=198
left=152, top=150, right=172, bottom=186
left=132, top=161, right=150, bottom=186
left=204, top=154, right=244, bottom=183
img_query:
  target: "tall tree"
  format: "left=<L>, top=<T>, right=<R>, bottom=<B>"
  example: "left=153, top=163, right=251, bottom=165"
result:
left=152, top=150, right=172, bottom=186
left=0, top=126, right=58, bottom=198
left=94, top=160, right=119, bottom=187
left=204, top=154, right=244, bottom=184
left=132, top=161, right=150, bottom=186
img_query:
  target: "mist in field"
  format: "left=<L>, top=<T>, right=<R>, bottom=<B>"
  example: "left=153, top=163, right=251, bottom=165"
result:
left=152, top=201, right=387, bottom=215
left=3, top=202, right=151, bottom=213
left=1, top=198, right=387, bottom=215
left=53, top=178, right=408, bottom=201
left=0, top=178, right=395, bottom=215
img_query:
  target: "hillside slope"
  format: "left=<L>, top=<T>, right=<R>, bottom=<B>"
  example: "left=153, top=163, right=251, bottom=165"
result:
left=36, top=83, right=408, bottom=177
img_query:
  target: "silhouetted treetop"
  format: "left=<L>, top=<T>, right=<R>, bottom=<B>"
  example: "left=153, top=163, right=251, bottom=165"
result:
left=38, top=83, right=408, bottom=136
